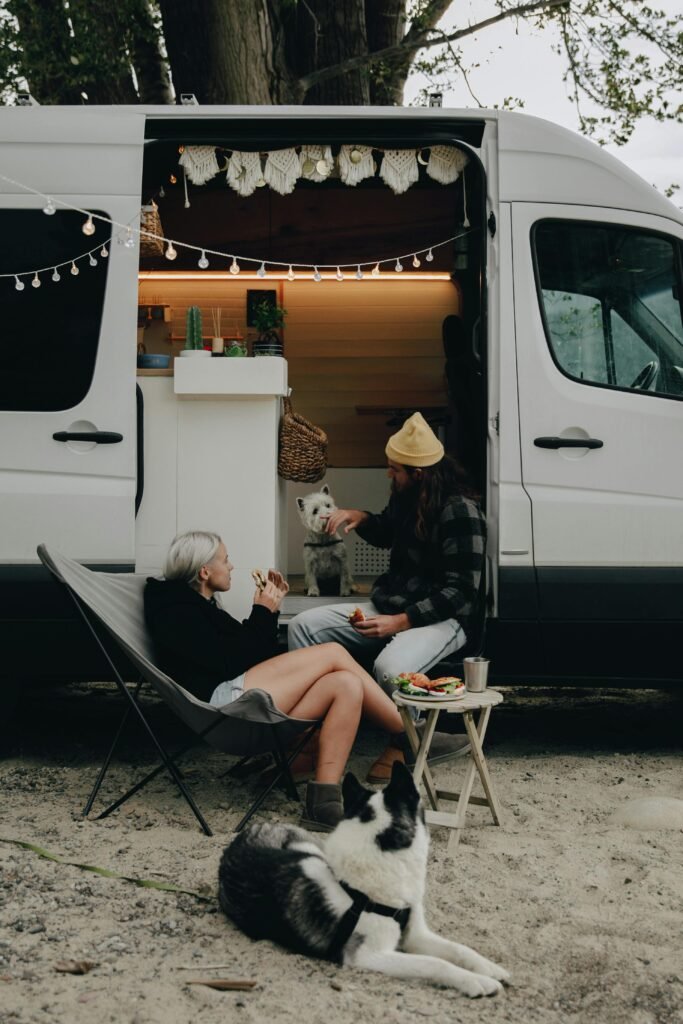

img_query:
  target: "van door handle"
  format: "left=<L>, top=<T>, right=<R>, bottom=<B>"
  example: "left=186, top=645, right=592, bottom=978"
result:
left=534, top=436, right=603, bottom=450
left=53, top=431, right=123, bottom=444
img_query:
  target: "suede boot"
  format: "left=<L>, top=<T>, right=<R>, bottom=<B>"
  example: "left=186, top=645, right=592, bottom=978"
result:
left=300, top=781, right=344, bottom=833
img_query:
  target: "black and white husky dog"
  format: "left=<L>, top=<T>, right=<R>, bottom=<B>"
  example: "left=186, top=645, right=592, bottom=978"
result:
left=218, top=762, right=509, bottom=997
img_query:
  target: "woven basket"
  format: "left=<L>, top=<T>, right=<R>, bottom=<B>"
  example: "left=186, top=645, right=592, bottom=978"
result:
left=139, top=202, right=164, bottom=258
left=278, top=397, right=328, bottom=483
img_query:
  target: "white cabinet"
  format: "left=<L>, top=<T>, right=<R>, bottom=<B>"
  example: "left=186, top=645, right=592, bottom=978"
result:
left=136, top=359, right=288, bottom=615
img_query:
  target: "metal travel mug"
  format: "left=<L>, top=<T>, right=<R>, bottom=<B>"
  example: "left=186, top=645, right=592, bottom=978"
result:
left=464, top=656, right=489, bottom=692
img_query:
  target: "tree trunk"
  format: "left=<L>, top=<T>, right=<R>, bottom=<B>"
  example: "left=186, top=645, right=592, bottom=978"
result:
left=158, top=0, right=297, bottom=104
left=129, top=0, right=173, bottom=104
left=293, top=0, right=371, bottom=106
left=365, top=0, right=408, bottom=105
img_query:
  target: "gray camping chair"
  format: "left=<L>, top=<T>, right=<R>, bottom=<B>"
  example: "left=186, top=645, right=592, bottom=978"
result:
left=37, top=545, right=320, bottom=836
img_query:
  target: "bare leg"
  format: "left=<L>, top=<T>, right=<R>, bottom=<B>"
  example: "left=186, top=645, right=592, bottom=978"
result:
left=286, top=671, right=363, bottom=783
left=244, top=643, right=404, bottom=736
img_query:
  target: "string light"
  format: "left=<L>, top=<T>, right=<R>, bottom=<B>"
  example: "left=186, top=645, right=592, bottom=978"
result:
left=355, top=265, right=363, bottom=280
left=52, top=268, right=61, bottom=282
left=372, top=263, right=380, bottom=277
left=70, top=262, right=79, bottom=276
left=426, top=249, right=434, bottom=262
left=124, top=229, right=136, bottom=249
left=229, top=257, right=240, bottom=275
left=88, top=254, right=97, bottom=267
left=313, top=267, right=321, bottom=282
left=335, top=266, right=344, bottom=281
left=412, top=254, right=421, bottom=268
left=165, top=241, right=177, bottom=261
left=100, top=245, right=108, bottom=258
left=43, top=198, right=56, bottom=216
left=395, top=259, right=403, bottom=273
left=15, top=276, right=24, bottom=290
left=257, top=262, right=266, bottom=278
left=198, top=250, right=209, bottom=269
left=82, top=215, right=95, bottom=236
left=31, top=273, right=41, bottom=288
left=287, top=265, right=295, bottom=281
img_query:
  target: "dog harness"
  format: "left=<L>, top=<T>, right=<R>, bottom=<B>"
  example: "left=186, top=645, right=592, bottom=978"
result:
left=303, top=539, right=344, bottom=547
left=327, top=880, right=411, bottom=962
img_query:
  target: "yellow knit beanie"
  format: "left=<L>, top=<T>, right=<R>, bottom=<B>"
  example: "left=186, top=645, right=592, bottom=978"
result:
left=385, top=412, right=444, bottom=468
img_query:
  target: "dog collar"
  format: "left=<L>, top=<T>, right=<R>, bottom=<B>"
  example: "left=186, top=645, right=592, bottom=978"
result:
left=303, top=539, right=344, bottom=547
left=327, top=880, right=411, bottom=962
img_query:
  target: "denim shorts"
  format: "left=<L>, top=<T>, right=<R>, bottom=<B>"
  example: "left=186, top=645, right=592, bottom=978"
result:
left=209, top=673, right=246, bottom=708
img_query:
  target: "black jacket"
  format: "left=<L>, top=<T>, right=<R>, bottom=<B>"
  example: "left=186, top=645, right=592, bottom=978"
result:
left=144, top=578, right=280, bottom=702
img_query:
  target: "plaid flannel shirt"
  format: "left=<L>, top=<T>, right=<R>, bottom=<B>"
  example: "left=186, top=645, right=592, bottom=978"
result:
left=356, top=491, right=486, bottom=631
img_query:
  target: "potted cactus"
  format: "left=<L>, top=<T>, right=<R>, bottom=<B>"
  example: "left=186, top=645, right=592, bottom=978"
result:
left=179, top=305, right=211, bottom=357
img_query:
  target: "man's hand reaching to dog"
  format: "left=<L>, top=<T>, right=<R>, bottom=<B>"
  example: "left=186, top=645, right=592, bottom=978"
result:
left=352, top=612, right=410, bottom=638
left=325, top=508, right=368, bottom=535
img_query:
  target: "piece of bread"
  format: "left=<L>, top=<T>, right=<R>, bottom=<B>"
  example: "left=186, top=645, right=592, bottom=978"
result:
left=251, top=569, right=267, bottom=592
left=348, top=607, right=365, bottom=625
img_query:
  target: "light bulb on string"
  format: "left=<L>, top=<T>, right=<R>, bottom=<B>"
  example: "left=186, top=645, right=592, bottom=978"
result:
left=355, top=265, right=363, bottom=280
left=159, top=186, right=165, bottom=199
left=52, top=268, right=61, bottom=282
left=70, top=262, right=79, bottom=276
left=89, top=254, right=97, bottom=267
left=287, top=265, right=295, bottom=281
left=43, top=198, right=56, bottom=216
left=82, top=215, right=95, bottom=236
left=335, top=266, right=344, bottom=281
left=425, top=249, right=434, bottom=262
left=371, top=263, right=380, bottom=277
left=165, top=241, right=177, bottom=261
left=395, top=259, right=403, bottom=273
left=229, top=257, right=240, bottom=275
left=124, top=229, right=135, bottom=249
left=14, top=276, right=25, bottom=291
left=198, top=251, right=209, bottom=269
left=313, top=267, right=321, bottom=282
left=100, top=245, right=108, bottom=258
left=257, top=262, right=266, bottom=278
left=32, top=273, right=41, bottom=288
left=412, top=254, right=421, bottom=268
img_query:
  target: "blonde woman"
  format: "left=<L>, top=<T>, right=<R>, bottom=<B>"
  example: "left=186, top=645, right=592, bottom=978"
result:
left=144, top=531, right=408, bottom=831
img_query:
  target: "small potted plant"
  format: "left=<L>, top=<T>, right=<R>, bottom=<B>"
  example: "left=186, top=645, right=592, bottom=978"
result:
left=179, top=305, right=211, bottom=357
left=252, top=299, right=286, bottom=357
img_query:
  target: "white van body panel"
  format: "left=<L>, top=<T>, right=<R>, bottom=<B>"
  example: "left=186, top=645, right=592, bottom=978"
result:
left=0, top=111, right=145, bottom=563
left=513, top=203, right=683, bottom=568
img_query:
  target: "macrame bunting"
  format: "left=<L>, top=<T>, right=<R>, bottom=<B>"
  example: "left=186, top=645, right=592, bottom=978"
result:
left=379, top=149, right=419, bottom=195
left=337, top=145, right=375, bottom=187
left=178, top=146, right=220, bottom=186
left=299, top=145, right=334, bottom=182
left=263, top=148, right=300, bottom=195
left=426, top=146, right=469, bottom=185
left=226, top=151, right=263, bottom=197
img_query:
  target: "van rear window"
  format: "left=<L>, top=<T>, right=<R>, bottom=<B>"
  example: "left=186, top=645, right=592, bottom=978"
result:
left=533, top=220, right=683, bottom=400
left=0, top=209, right=111, bottom=411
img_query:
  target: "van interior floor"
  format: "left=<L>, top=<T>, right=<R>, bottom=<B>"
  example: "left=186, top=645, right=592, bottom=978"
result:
left=280, top=575, right=373, bottom=621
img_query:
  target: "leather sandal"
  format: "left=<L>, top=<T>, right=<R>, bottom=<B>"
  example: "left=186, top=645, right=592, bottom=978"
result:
left=366, top=733, right=471, bottom=784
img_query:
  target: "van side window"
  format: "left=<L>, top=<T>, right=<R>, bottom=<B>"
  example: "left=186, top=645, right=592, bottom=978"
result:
left=0, top=210, right=111, bottom=412
left=533, top=221, right=683, bottom=399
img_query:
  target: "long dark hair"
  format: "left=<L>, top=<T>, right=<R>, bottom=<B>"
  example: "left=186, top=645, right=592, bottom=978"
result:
left=405, top=455, right=479, bottom=541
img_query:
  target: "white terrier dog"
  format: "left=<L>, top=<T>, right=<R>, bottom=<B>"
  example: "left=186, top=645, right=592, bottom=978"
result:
left=296, top=484, right=358, bottom=597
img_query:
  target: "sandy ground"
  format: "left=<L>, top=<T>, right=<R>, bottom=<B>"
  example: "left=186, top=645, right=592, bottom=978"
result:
left=1, top=682, right=682, bottom=1024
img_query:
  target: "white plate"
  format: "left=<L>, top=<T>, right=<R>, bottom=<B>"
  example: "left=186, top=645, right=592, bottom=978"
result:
left=399, top=689, right=466, bottom=702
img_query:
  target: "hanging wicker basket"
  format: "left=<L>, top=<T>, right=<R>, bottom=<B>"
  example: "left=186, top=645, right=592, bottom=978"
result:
left=278, top=397, right=328, bottom=483
left=139, top=202, right=164, bottom=258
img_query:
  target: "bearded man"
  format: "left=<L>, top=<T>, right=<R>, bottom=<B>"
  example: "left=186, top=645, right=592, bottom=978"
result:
left=287, top=412, right=486, bottom=781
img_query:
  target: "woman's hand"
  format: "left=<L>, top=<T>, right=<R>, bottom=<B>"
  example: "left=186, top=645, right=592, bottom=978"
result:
left=267, top=569, right=289, bottom=594
left=254, top=580, right=284, bottom=613
left=352, top=613, right=410, bottom=638
left=325, top=508, right=368, bottom=536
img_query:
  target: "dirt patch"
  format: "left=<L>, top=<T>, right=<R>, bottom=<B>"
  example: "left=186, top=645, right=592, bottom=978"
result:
left=1, top=683, right=682, bottom=1024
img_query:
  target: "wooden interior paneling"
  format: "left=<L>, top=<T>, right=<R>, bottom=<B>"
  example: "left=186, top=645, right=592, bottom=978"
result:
left=139, top=277, right=459, bottom=466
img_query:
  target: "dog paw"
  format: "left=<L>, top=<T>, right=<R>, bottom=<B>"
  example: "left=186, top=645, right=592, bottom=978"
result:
left=471, top=957, right=510, bottom=984
left=349, top=582, right=360, bottom=593
left=306, top=587, right=320, bottom=597
left=462, top=973, right=503, bottom=999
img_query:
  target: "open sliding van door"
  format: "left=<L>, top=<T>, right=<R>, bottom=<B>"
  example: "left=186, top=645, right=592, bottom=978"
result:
left=0, top=109, right=145, bottom=568
left=512, top=204, right=683, bottom=681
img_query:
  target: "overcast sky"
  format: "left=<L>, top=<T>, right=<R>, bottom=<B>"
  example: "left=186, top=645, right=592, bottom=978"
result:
left=405, top=2, right=682, bottom=204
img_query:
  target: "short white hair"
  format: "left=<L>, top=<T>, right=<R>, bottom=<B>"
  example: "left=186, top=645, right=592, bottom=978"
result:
left=163, top=531, right=222, bottom=589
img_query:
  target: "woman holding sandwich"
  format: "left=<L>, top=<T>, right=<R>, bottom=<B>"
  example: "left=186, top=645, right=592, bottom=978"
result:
left=144, top=530, right=408, bottom=832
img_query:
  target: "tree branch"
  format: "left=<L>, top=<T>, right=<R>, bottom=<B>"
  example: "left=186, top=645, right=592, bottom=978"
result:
left=299, top=0, right=570, bottom=93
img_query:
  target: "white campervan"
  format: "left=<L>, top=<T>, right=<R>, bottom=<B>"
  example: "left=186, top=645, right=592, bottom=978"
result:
left=1, top=106, right=681, bottom=685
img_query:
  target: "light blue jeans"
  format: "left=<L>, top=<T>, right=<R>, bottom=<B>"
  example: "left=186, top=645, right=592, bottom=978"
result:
left=287, top=602, right=466, bottom=695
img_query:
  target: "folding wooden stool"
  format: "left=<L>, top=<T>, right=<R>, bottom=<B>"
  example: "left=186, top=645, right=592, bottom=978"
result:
left=393, top=688, right=504, bottom=847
